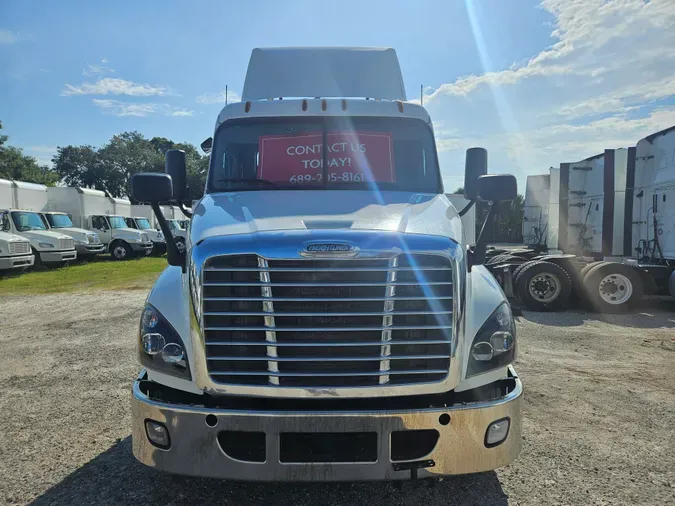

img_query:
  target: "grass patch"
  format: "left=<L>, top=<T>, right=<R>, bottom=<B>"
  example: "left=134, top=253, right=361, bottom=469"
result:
left=0, top=256, right=168, bottom=295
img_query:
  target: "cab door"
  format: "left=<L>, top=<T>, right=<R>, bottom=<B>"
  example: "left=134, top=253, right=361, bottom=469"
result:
left=92, top=216, right=112, bottom=245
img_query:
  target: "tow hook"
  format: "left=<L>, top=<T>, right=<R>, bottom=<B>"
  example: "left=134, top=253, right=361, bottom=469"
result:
left=393, top=459, right=435, bottom=480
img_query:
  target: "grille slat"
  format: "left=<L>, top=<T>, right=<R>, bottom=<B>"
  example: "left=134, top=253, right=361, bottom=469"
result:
left=9, top=241, right=31, bottom=255
left=202, top=254, right=453, bottom=388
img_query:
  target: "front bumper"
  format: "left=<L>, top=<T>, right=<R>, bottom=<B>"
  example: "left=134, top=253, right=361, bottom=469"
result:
left=151, top=241, right=167, bottom=255
left=132, top=367, right=522, bottom=481
left=75, top=243, right=106, bottom=256
left=0, top=254, right=34, bottom=270
left=130, top=242, right=153, bottom=255
left=40, top=249, right=77, bottom=263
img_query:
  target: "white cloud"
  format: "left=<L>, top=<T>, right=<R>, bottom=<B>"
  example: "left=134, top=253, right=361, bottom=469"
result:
left=82, top=62, right=114, bottom=77
left=196, top=89, right=241, bottom=104
left=24, top=146, right=57, bottom=167
left=0, top=29, right=19, bottom=44
left=419, top=0, right=675, bottom=190
left=92, top=99, right=193, bottom=117
left=62, top=77, right=170, bottom=97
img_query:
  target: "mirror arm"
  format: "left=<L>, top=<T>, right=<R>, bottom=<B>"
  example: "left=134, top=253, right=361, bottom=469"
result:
left=150, top=201, right=185, bottom=271
left=468, top=201, right=498, bottom=270
left=458, top=199, right=476, bottom=218
left=177, top=202, right=193, bottom=218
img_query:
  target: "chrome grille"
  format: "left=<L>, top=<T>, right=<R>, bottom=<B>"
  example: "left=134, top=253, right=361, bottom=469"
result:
left=202, top=254, right=453, bottom=388
left=58, top=238, right=74, bottom=250
left=9, top=241, right=31, bottom=255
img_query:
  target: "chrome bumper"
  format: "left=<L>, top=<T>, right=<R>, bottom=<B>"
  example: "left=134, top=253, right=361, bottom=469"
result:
left=131, top=367, right=522, bottom=481
left=76, top=244, right=105, bottom=255
left=0, top=254, right=34, bottom=269
left=40, top=250, right=77, bottom=263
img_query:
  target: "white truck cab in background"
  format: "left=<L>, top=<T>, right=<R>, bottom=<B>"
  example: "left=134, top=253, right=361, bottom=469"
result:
left=46, top=187, right=153, bottom=260
left=0, top=228, right=34, bottom=270
left=128, top=47, right=522, bottom=481
left=40, top=211, right=106, bottom=258
left=0, top=179, right=77, bottom=266
left=125, top=216, right=166, bottom=255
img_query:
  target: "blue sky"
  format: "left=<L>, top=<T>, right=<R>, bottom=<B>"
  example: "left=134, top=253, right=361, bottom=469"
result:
left=1, top=0, right=674, bottom=192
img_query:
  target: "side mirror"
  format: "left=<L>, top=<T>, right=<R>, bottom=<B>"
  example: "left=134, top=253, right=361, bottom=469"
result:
left=477, top=174, right=517, bottom=202
left=131, top=173, right=173, bottom=203
left=463, top=147, right=488, bottom=200
left=131, top=172, right=183, bottom=269
left=165, top=150, right=187, bottom=201
left=200, top=137, right=213, bottom=154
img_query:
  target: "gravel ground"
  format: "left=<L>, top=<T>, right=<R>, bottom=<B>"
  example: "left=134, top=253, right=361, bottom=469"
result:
left=1, top=292, right=674, bottom=505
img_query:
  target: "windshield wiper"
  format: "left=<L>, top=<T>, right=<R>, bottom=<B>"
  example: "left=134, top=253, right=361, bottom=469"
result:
left=216, top=178, right=280, bottom=188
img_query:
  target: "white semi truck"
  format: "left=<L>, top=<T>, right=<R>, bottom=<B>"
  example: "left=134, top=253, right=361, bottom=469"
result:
left=0, top=179, right=77, bottom=266
left=129, top=47, right=522, bottom=481
left=46, top=187, right=153, bottom=260
left=489, top=126, right=675, bottom=312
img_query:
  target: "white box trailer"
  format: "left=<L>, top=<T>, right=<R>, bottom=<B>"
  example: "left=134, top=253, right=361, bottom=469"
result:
left=523, top=175, right=550, bottom=247
left=47, top=187, right=153, bottom=260
left=0, top=179, right=77, bottom=266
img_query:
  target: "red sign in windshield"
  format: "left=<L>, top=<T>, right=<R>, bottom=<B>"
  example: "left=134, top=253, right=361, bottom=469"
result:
left=258, top=131, right=395, bottom=184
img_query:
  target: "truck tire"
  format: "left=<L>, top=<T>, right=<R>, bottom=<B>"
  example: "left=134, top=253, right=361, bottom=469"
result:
left=110, top=241, right=132, bottom=261
left=580, top=261, right=607, bottom=279
left=31, top=248, right=43, bottom=269
left=582, top=262, right=643, bottom=313
left=175, top=237, right=186, bottom=254
left=514, top=261, right=572, bottom=311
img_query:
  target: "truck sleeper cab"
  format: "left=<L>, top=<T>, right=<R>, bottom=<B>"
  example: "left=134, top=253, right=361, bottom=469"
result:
left=90, top=215, right=153, bottom=260
left=130, top=47, right=522, bottom=481
left=0, top=209, right=76, bottom=266
left=0, top=230, right=34, bottom=270
left=125, top=217, right=166, bottom=255
left=41, top=212, right=105, bottom=258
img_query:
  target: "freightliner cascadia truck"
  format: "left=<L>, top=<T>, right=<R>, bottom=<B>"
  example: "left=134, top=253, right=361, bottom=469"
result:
left=129, top=47, right=522, bottom=481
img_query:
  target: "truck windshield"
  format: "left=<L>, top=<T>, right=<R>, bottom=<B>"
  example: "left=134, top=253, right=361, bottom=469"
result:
left=46, top=214, right=73, bottom=228
left=108, top=216, right=127, bottom=229
left=208, top=116, right=441, bottom=193
left=135, top=218, right=152, bottom=230
left=11, top=211, right=48, bottom=232
left=169, top=220, right=184, bottom=231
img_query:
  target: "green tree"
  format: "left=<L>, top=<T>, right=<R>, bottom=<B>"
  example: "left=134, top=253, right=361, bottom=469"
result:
left=0, top=121, right=58, bottom=186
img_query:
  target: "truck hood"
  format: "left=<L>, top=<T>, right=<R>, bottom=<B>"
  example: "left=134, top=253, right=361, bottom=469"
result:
left=0, top=231, right=30, bottom=245
left=21, top=230, right=72, bottom=243
left=143, top=229, right=164, bottom=242
left=113, top=228, right=147, bottom=241
left=192, top=191, right=464, bottom=244
left=51, top=227, right=101, bottom=243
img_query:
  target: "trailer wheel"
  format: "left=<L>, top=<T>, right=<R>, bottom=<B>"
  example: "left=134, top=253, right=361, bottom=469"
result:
left=514, top=261, right=572, bottom=311
left=110, top=241, right=132, bottom=261
left=583, top=262, right=643, bottom=313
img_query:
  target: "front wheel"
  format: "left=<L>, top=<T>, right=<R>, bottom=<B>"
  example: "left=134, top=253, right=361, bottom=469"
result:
left=111, top=241, right=132, bottom=261
left=175, top=237, right=186, bottom=254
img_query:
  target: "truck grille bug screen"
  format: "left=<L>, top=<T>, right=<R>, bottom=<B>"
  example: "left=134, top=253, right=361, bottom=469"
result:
left=201, top=253, right=453, bottom=388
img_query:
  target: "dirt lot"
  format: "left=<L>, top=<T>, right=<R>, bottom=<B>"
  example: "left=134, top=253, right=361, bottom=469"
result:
left=1, top=292, right=674, bottom=505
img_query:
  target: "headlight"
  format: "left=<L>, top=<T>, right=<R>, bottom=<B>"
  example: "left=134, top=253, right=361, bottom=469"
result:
left=467, top=302, right=516, bottom=377
left=139, top=305, right=191, bottom=380
left=74, top=239, right=87, bottom=245
left=38, top=242, right=54, bottom=249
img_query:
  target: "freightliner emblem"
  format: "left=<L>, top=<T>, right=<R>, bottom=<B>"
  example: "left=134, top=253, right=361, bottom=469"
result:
left=301, top=242, right=359, bottom=257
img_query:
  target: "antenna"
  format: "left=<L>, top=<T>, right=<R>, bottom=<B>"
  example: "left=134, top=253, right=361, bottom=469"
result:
left=225, top=84, right=228, bottom=106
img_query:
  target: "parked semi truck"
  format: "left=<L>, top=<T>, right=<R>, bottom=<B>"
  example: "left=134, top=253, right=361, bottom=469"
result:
left=0, top=179, right=77, bottom=266
left=129, top=47, right=522, bottom=481
left=46, top=187, right=153, bottom=260
left=488, top=126, right=675, bottom=312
